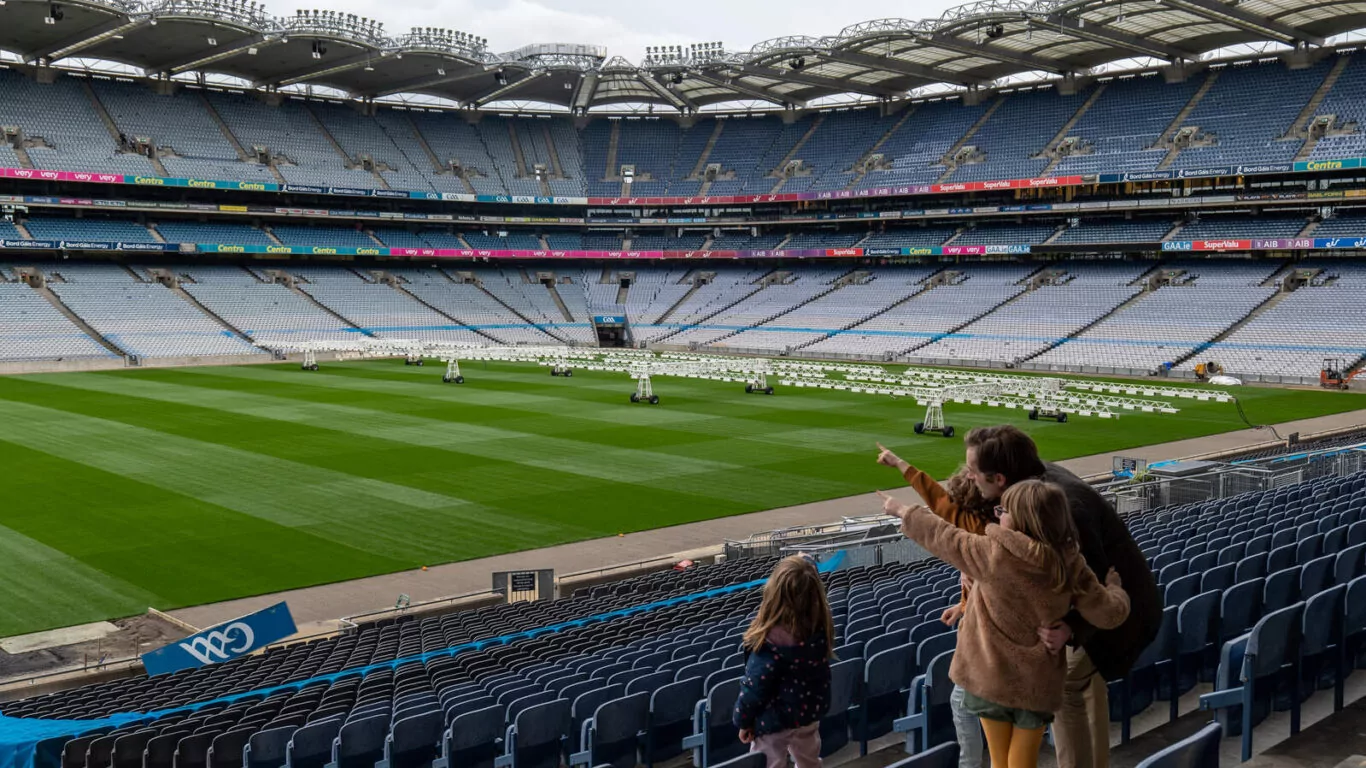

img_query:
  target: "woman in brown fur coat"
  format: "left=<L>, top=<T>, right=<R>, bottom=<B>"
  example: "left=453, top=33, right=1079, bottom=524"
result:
left=878, top=479, right=1129, bottom=768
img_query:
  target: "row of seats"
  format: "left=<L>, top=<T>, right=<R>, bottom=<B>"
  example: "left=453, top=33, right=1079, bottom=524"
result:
left=5, top=211, right=1361, bottom=249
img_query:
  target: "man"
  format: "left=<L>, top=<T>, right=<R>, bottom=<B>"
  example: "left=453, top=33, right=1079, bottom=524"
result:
left=960, top=425, right=1161, bottom=768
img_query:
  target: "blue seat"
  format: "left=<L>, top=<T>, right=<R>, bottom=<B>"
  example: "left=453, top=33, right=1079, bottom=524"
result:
left=885, top=741, right=959, bottom=768
left=675, top=659, right=721, bottom=685
left=570, top=692, right=648, bottom=768
left=376, top=710, right=443, bottom=768
left=244, top=726, right=296, bottom=768
left=852, top=643, right=913, bottom=755
left=1159, top=561, right=1188, bottom=586
left=494, top=699, right=570, bottom=768
left=895, top=649, right=956, bottom=753
left=1234, top=553, right=1268, bottom=584
left=1189, top=551, right=1219, bottom=575
left=1301, top=585, right=1347, bottom=710
left=1245, top=534, right=1273, bottom=558
left=1300, top=554, right=1335, bottom=599
left=432, top=705, right=500, bottom=768
left=1172, top=591, right=1221, bottom=719
left=1201, top=563, right=1236, bottom=595
left=1221, top=579, right=1263, bottom=643
left=324, top=714, right=387, bottom=768
left=818, top=658, right=861, bottom=758
left=644, top=677, right=702, bottom=767
left=174, top=733, right=217, bottom=768
left=507, top=692, right=557, bottom=725
left=1348, top=520, right=1366, bottom=546
left=1264, top=567, right=1301, bottom=614
left=286, top=719, right=342, bottom=768
left=1166, top=574, right=1204, bottom=609
left=625, top=671, right=673, bottom=697
left=864, top=630, right=910, bottom=662
left=1200, top=602, right=1305, bottom=761
left=1267, top=544, right=1297, bottom=575
left=207, top=731, right=253, bottom=768
left=1347, top=575, right=1366, bottom=671
left=1336, top=543, right=1366, bottom=585
left=1111, top=606, right=1175, bottom=742
left=681, top=677, right=746, bottom=768
left=1133, top=722, right=1221, bottom=768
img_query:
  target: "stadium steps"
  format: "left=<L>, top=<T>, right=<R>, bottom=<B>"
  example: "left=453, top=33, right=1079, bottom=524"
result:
left=291, top=283, right=372, bottom=337
left=794, top=275, right=942, bottom=351
left=473, top=279, right=572, bottom=343
left=80, top=80, right=128, bottom=148
left=261, top=226, right=285, bottom=246
left=146, top=152, right=169, bottom=176
left=768, top=113, right=826, bottom=194
left=705, top=276, right=851, bottom=345
left=542, top=123, right=566, bottom=180
left=1174, top=280, right=1294, bottom=366
left=507, top=121, right=530, bottom=179
left=847, top=104, right=916, bottom=189
left=198, top=92, right=253, bottom=162
left=901, top=266, right=1047, bottom=355
left=654, top=277, right=707, bottom=325
left=1042, top=223, right=1070, bottom=245
left=33, top=283, right=129, bottom=358
left=365, top=230, right=385, bottom=247
left=1299, top=219, right=1321, bottom=238
left=1021, top=286, right=1151, bottom=362
left=11, top=220, right=33, bottom=239
left=388, top=282, right=505, bottom=344
left=546, top=282, right=575, bottom=321
left=1154, top=69, right=1221, bottom=170
left=11, top=141, right=34, bottom=169
left=651, top=277, right=769, bottom=343
left=615, top=279, right=630, bottom=305
left=121, top=264, right=149, bottom=282
left=688, top=120, right=725, bottom=179
left=303, top=104, right=363, bottom=171
left=1161, top=220, right=1187, bottom=242
left=1286, top=54, right=1353, bottom=145
left=936, top=94, right=1006, bottom=183
left=144, top=224, right=166, bottom=244
left=169, top=284, right=258, bottom=346
left=1038, top=82, right=1109, bottom=176
left=603, top=120, right=621, bottom=180
left=394, top=113, right=444, bottom=174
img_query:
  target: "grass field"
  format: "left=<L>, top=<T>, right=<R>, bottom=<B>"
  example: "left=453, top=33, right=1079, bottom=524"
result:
left=0, top=359, right=1361, bottom=638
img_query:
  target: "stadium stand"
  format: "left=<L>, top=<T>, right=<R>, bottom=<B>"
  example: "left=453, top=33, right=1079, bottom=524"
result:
left=5, top=465, right=1363, bottom=768
left=0, top=278, right=117, bottom=361
left=1032, top=260, right=1282, bottom=372
left=6, top=55, right=1366, bottom=198
left=43, top=264, right=259, bottom=358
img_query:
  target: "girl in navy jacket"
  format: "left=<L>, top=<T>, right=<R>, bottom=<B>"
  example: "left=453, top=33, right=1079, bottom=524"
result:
left=733, top=554, right=834, bottom=768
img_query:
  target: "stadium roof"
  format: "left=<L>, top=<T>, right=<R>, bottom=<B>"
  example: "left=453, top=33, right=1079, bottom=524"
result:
left=2, top=0, right=1364, bottom=111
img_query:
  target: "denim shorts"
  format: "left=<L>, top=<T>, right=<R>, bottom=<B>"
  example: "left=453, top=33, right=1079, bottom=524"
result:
left=959, top=690, right=1054, bottom=730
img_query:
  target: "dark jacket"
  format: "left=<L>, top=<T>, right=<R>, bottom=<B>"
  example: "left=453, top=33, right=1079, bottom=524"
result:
left=1044, top=462, right=1162, bottom=681
left=732, top=627, right=831, bottom=735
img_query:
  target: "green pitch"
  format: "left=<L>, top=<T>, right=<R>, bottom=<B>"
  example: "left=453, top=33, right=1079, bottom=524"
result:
left=0, top=360, right=1360, bottom=638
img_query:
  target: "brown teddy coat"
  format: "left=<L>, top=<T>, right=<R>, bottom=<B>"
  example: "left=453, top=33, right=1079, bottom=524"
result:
left=900, top=506, right=1131, bottom=715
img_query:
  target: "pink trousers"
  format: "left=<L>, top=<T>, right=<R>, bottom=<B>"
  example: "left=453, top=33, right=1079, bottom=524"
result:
left=750, top=721, right=822, bottom=768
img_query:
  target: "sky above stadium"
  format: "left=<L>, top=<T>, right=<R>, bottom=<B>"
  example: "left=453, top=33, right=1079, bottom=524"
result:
left=259, top=0, right=959, bottom=61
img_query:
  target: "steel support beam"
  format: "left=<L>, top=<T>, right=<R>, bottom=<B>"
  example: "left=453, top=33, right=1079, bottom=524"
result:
left=824, top=47, right=982, bottom=86
left=1035, top=13, right=1198, bottom=60
left=730, top=62, right=904, bottom=97
left=688, top=71, right=805, bottom=107
left=1163, top=0, right=1323, bottom=46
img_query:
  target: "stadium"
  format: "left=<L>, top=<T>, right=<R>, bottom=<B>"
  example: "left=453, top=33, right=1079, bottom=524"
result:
left=2, top=0, right=1366, bottom=765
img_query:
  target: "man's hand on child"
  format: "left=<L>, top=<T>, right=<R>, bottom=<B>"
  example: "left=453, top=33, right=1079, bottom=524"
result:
left=1038, top=621, right=1073, bottom=654
left=940, top=604, right=964, bottom=627
left=1105, top=567, right=1123, bottom=589
left=738, top=728, right=754, bottom=744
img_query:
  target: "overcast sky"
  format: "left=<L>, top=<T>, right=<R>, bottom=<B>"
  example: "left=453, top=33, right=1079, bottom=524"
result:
left=258, top=0, right=960, bottom=62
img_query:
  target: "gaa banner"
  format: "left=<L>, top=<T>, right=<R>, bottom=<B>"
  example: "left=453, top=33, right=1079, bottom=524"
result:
left=142, top=602, right=296, bottom=676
